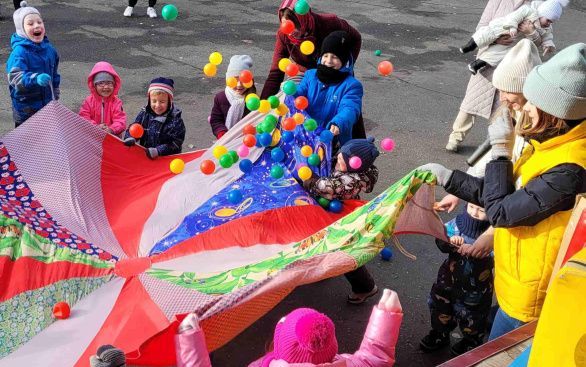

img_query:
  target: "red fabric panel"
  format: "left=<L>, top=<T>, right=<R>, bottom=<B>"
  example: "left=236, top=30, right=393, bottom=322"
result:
left=561, top=209, right=586, bottom=265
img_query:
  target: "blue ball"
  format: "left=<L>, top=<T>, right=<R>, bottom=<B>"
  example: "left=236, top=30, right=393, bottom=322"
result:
left=239, top=159, right=253, bottom=173
left=380, top=247, right=393, bottom=261
left=320, top=130, right=334, bottom=143
left=329, top=199, right=343, bottom=213
left=271, top=147, right=285, bottom=162
left=227, top=189, right=243, bottom=204
left=259, top=132, right=273, bottom=147
left=281, top=131, right=294, bottom=143
left=255, top=133, right=263, bottom=148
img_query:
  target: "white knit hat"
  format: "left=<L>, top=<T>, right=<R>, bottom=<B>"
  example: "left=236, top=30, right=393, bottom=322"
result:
left=226, top=55, right=253, bottom=78
left=538, top=0, right=569, bottom=21
left=493, top=39, right=542, bottom=93
left=13, top=1, right=41, bottom=39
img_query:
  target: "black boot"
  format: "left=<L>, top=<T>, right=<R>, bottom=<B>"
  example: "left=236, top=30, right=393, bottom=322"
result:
left=450, top=337, right=481, bottom=356
left=420, top=330, right=450, bottom=352
left=468, top=59, right=488, bottom=75
left=460, top=38, right=477, bottom=54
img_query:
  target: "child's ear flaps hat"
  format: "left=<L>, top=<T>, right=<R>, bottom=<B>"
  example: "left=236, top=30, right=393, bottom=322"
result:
left=13, top=1, right=41, bottom=39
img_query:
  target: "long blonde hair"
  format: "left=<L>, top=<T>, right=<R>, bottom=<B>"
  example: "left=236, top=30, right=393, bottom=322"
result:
left=515, top=107, right=570, bottom=142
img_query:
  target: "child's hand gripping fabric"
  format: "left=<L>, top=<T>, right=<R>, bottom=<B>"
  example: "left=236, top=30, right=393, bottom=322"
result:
left=36, top=73, right=51, bottom=87
left=175, top=313, right=212, bottom=367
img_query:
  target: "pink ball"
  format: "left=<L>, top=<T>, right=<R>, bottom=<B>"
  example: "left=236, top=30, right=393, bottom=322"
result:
left=237, top=145, right=249, bottom=157
left=349, top=156, right=362, bottom=170
left=381, top=137, right=395, bottom=152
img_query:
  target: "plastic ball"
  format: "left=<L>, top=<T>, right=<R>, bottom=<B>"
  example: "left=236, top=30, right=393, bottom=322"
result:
left=307, top=153, right=320, bottom=166
left=281, top=131, right=294, bottom=143
left=259, top=132, right=273, bottom=147
left=271, top=147, right=285, bottom=162
left=381, top=137, right=395, bottom=152
left=318, top=197, right=330, bottom=209
left=219, top=154, right=233, bottom=168
left=294, top=96, right=309, bottom=110
left=349, top=156, right=362, bottom=170
left=278, top=58, right=292, bottom=72
left=258, top=100, right=271, bottom=114
left=280, top=19, right=296, bottom=35
left=245, top=93, right=259, bottom=102
left=282, top=80, right=297, bottom=95
left=328, top=199, right=343, bottom=213
left=243, top=80, right=254, bottom=89
left=227, top=189, right=243, bottom=204
left=255, top=133, right=263, bottom=147
left=282, top=117, right=296, bottom=131
left=246, top=96, right=261, bottom=111
left=203, top=63, right=217, bottom=77
left=256, top=121, right=267, bottom=134
left=380, top=247, right=393, bottom=261
left=285, top=63, right=299, bottom=77
left=228, top=150, right=239, bottom=163
left=129, top=123, right=144, bottom=139
left=298, top=166, right=312, bottom=181
left=239, top=159, right=253, bottom=173
left=53, top=301, right=71, bottom=319
left=243, top=124, right=256, bottom=135
left=319, top=130, right=334, bottom=143
left=374, top=49, right=382, bottom=56
left=276, top=103, right=289, bottom=116
left=293, top=113, right=305, bottom=125
left=239, top=70, right=253, bottom=84
left=237, top=145, right=250, bottom=158
left=161, top=4, right=178, bottom=21
left=264, top=114, right=278, bottom=130
left=270, top=165, right=284, bottom=179
left=300, top=145, right=313, bottom=157
left=209, top=51, right=223, bottom=65
left=267, top=96, right=280, bottom=109
left=300, top=40, right=315, bottom=55
left=303, top=118, right=317, bottom=131
left=169, top=158, right=185, bottom=174
left=200, top=159, right=215, bottom=175
left=243, top=134, right=257, bottom=147
left=378, top=60, right=394, bottom=76
left=212, top=145, right=228, bottom=159
left=294, top=0, right=310, bottom=15
left=271, top=129, right=281, bottom=146
left=226, top=77, right=238, bottom=89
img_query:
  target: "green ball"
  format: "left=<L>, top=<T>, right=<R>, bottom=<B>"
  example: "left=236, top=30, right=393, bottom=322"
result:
left=318, top=197, right=330, bottom=208
left=267, top=96, right=280, bottom=109
left=374, top=49, right=382, bottom=56
left=264, top=115, right=278, bottom=131
left=270, top=165, right=284, bottom=179
left=161, top=4, right=178, bottom=21
left=307, top=153, right=320, bottom=166
left=246, top=97, right=261, bottom=111
left=228, top=150, right=239, bottom=164
left=303, top=118, right=317, bottom=131
left=219, top=154, right=233, bottom=168
left=256, top=121, right=267, bottom=134
left=294, top=0, right=310, bottom=15
left=282, top=80, right=297, bottom=95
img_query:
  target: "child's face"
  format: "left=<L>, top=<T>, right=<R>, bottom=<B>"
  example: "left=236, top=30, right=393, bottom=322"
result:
left=24, top=14, right=45, bottom=43
left=321, top=53, right=343, bottom=70
left=467, top=203, right=487, bottom=221
left=232, top=79, right=247, bottom=96
left=539, top=17, right=552, bottom=28
left=499, top=91, right=526, bottom=111
left=334, top=153, right=347, bottom=172
left=150, top=93, right=169, bottom=115
left=95, top=81, right=114, bottom=98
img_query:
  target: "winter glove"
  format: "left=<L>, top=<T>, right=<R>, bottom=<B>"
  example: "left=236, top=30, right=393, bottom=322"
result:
left=488, top=108, right=515, bottom=159
left=417, top=163, right=453, bottom=187
left=36, top=73, right=51, bottom=87
left=146, top=147, right=159, bottom=160
left=123, top=137, right=136, bottom=147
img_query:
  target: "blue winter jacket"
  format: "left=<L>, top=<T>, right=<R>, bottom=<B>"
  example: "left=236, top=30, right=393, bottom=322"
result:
left=6, top=34, right=60, bottom=125
left=295, top=60, right=363, bottom=145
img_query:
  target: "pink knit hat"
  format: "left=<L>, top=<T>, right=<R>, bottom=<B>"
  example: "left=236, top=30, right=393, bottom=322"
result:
left=264, top=308, right=338, bottom=365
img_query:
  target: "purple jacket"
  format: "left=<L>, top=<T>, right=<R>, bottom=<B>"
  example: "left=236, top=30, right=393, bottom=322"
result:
left=209, top=91, right=251, bottom=138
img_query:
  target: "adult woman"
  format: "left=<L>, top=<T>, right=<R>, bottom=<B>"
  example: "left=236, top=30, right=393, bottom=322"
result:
left=421, top=43, right=585, bottom=339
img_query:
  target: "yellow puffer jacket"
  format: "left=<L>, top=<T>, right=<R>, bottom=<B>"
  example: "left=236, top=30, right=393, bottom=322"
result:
left=494, top=122, right=586, bottom=322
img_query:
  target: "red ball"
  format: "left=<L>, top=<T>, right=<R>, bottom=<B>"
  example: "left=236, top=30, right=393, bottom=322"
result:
left=282, top=117, right=297, bottom=131
left=243, top=134, right=257, bottom=147
left=294, top=96, right=309, bottom=111
left=285, top=63, right=300, bottom=77
left=200, top=160, right=216, bottom=175
left=242, top=124, right=256, bottom=135
left=378, top=61, right=394, bottom=76
left=53, top=302, right=71, bottom=319
left=129, top=123, right=144, bottom=139
left=280, top=19, right=295, bottom=35
left=239, top=70, right=253, bottom=84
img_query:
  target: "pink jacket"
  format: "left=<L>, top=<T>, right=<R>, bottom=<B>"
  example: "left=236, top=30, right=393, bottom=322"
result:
left=79, top=61, right=126, bottom=135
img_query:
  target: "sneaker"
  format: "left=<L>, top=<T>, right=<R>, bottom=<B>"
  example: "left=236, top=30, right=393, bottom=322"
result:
left=450, top=337, right=481, bottom=356
left=123, top=6, right=133, bottom=17
left=347, top=285, right=378, bottom=305
left=147, top=7, right=157, bottom=18
left=445, top=140, right=459, bottom=152
left=419, top=330, right=450, bottom=353
left=468, top=59, right=488, bottom=75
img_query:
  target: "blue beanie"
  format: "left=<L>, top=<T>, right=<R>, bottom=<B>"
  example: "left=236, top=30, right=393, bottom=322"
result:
left=340, top=137, right=379, bottom=173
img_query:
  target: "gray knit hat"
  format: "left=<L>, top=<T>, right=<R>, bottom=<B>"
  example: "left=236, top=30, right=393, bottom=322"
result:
left=493, top=39, right=542, bottom=93
left=89, top=345, right=126, bottom=367
left=93, top=72, right=115, bottom=85
left=13, top=1, right=41, bottom=39
left=226, top=55, right=253, bottom=78
left=523, top=43, right=586, bottom=120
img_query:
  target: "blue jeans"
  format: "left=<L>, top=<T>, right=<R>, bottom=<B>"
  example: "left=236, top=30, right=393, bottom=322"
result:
left=488, top=308, right=526, bottom=341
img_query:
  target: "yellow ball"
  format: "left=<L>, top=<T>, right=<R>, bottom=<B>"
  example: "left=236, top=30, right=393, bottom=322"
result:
left=203, top=63, right=217, bottom=77
left=209, top=52, right=223, bottom=66
left=300, top=145, right=312, bottom=157
left=275, top=103, right=289, bottom=116
left=226, top=77, right=238, bottom=88
left=298, top=166, right=312, bottom=181
left=271, top=129, right=281, bottom=146
left=243, top=80, right=254, bottom=89
left=278, top=58, right=291, bottom=72
left=245, top=93, right=259, bottom=102
left=293, top=112, right=305, bottom=125
left=300, top=40, right=315, bottom=55
left=212, top=145, right=228, bottom=159
left=169, top=158, right=185, bottom=174
left=258, top=100, right=271, bottom=114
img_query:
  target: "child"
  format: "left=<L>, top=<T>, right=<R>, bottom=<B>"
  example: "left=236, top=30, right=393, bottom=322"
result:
left=175, top=289, right=403, bottom=367
left=420, top=203, right=493, bottom=356
left=123, top=77, right=185, bottom=159
left=459, top=0, right=568, bottom=74
left=123, top=0, right=157, bottom=18
left=89, top=344, right=126, bottom=367
left=294, top=30, right=363, bottom=146
left=6, top=1, right=60, bottom=127
left=209, top=55, right=256, bottom=139
left=79, top=62, right=127, bottom=135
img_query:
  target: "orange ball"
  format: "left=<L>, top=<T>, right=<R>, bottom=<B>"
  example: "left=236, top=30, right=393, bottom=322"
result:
left=293, top=112, right=305, bottom=125
left=200, top=159, right=216, bottom=175
left=243, top=134, right=257, bottom=147
left=294, top=96, right=309, bottom=110
left=53, top=302, right=71, bottom=320
left=378, top=61, right=394, bottom=76
left=239, top=70, right=253, bottom=84
left=285, top=63, right=300, bottom=77
left=280, top=19, right=295, bottom=35
left=282, top=117, right=296, bottom=131
left=243, top=124, right=256, bottom=135
left=129, top=123, right=144, bottom=139
left=300, top=145, right=313, bottom=157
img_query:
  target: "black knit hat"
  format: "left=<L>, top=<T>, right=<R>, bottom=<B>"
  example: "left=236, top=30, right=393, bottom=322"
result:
left=320, top=31, right=351, bottom=66
left=340, top=137, right=379, bottom=173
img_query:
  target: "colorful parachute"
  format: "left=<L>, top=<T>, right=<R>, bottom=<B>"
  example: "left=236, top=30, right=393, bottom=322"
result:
left=0, top=101, right=446, bottom=366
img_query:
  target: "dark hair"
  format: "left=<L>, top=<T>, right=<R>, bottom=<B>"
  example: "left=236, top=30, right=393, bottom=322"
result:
left=280, top=8, right=300, bottom=30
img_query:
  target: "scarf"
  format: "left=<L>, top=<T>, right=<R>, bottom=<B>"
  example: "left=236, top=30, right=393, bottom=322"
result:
left=224, top=87, right=246, bottom=130
left=316, top=65, right=348, bottom=85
